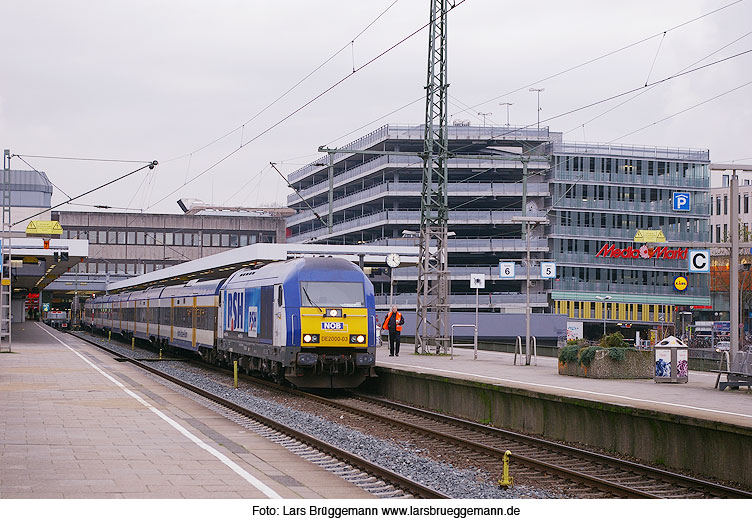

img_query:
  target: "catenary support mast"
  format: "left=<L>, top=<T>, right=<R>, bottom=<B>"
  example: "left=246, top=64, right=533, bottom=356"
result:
left=416, top=0, right=450, bottom=354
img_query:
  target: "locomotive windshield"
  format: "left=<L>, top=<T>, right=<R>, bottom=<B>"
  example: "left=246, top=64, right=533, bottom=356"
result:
left=300, top=282, right=365, bottom=308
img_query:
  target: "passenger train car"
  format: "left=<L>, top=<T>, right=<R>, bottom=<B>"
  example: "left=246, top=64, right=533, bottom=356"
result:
left=84, top=257, right=377, bottom=388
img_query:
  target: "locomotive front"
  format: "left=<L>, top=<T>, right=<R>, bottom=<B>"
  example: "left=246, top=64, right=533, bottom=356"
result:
left=291, top=260, right=376, bottom=388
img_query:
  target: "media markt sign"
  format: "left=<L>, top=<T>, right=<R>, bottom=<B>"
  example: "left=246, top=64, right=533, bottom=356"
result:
left=596, top=244, right=688, bottom=260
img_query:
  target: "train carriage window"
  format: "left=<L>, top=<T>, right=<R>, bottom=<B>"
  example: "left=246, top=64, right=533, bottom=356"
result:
left=195, top=307, right=215, bottom=330
left=278, top=286, right=283, bottom=306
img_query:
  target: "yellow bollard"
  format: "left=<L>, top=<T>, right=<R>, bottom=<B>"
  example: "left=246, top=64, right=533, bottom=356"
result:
left=159, top=348, right=162, bottom=360
left=233, top=360, right=238, bottom=389
left=131, top=337, right=135, bottom=351
left=108, top=331, right=111, bottom=342
left=498, top=450, right=514, bottom=488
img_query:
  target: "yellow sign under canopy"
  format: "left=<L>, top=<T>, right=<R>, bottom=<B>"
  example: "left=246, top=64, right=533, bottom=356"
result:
left=25, top=221, right=63, bottom=236
left=634, top=229, right=666, bottom=243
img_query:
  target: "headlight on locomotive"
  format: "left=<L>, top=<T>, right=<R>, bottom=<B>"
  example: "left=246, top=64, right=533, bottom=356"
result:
left=303, top=334, right=320, bottom=344
left=349, top=334, right=366, bottom=344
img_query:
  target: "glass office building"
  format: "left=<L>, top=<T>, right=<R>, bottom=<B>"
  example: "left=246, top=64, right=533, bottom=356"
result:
left=549, top=143, right=711, bottom=335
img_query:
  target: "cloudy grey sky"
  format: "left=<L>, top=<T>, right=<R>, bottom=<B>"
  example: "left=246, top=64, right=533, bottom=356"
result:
left=1, top=0, right=751, bottom=215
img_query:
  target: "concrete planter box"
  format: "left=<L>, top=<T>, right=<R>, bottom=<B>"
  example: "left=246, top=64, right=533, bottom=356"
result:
left=558, top=349, right=652, bottom=379
left=558, top=361, right=587, bottom=377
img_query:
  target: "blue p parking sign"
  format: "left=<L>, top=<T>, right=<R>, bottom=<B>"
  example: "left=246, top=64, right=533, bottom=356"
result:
left=673, top=192, right=690, bottom=211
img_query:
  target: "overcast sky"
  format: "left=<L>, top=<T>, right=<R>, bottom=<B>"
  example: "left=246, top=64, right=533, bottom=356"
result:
left=1, top=0, right=751, bottom=215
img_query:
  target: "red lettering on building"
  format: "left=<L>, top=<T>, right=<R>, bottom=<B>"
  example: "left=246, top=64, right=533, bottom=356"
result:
left=595, top=244, right=688, bottom=260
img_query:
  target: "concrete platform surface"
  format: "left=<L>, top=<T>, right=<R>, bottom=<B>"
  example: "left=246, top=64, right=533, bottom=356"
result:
left=376, top=343, right=752, bottom=428
left=0, top=323, right=373, bottom=499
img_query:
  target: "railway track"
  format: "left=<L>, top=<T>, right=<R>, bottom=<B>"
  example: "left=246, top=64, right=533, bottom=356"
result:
left=73, top=330, right=752, bottom=499
left=69, top=331, right=448, bottom=499
left=322, top=393, right=752, bottom=499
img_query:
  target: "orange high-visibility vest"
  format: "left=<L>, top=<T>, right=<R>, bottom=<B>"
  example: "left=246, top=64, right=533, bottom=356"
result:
left=382, top=311, right=403, bottom=332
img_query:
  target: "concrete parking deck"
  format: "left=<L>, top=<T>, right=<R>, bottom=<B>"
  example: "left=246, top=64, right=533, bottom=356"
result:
left=0, top=323, right=372, bottom=499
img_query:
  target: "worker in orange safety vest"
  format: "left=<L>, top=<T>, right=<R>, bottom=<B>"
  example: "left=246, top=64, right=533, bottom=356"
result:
left=382, top=305, right=404, bottom=356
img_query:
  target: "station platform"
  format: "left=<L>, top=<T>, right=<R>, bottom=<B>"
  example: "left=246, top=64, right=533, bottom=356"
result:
left=0, top=323, right=372, bottom=499
left=375, top=343, right=752, bottom=428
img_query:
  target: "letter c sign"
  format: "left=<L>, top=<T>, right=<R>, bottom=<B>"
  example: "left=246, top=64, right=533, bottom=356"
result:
left=688, top=250, right=710, bottom=273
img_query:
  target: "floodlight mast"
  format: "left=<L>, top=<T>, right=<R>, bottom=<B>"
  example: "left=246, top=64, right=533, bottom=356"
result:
left=416, top=0, right=450, bottom=355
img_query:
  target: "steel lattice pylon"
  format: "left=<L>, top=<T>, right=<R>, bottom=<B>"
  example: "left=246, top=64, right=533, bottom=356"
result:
left=415, top=0, right=449, bottom=355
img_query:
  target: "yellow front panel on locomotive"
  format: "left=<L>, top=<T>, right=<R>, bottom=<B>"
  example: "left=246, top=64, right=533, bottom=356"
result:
left=300, top=307, right=369, bottom=348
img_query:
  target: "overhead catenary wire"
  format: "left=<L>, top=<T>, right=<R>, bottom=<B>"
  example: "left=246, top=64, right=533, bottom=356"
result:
left=644, top=31, right=667, bottom=86
left=610, top=79, right=752, bottom=143
left=11, top=161, right=157, bottom=227
left=564, top=28, right=752, bottom=135
left=270, top=162, right=327, bottom=228
left=9, top=154, right=152, bottom=163
left=159, top=0, right=403, bottom=166
left=465, top=0, right=745, bottom=111
left=145, top=0, right=468, bottom=212
left=472, top=49, right=752, bottom=146
left=12, top=154, right=73, bottom=201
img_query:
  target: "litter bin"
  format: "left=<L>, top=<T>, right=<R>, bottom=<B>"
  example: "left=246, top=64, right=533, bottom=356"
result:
left=654, top=335, right=688, bottom=384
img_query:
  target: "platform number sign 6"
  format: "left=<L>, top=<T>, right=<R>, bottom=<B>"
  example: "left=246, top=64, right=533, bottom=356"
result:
left=499, top=262, right=515, bottom=279
left=540, top=262, right=556, bottom=279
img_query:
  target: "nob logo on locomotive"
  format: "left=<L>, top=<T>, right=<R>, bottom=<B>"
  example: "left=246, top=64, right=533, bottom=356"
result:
left=321, top=321, right=346, bottom=331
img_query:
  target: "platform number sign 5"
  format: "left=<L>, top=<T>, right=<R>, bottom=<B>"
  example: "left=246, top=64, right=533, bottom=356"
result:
left=540, top=262, right=556, bottom=279
left=498, top=262, right=515, bottom=279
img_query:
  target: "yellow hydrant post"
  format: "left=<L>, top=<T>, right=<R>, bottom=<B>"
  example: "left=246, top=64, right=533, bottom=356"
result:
left=498, top=450, right=514, bottom=488
left=233, top=361, right=238, bottom=389
left=131, top=337, right=135, bottom=351
left=108, top=331, right=111, bottom=342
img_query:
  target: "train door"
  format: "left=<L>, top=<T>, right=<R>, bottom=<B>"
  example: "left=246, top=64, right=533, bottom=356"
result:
left=273, top=284, right=286, bottom=347
left=191, top=296, right=197, bottom=348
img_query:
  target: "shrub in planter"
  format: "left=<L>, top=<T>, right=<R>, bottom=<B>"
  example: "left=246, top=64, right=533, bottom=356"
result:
left=599, top=331, right=627, bottom=348
left=577, top=345, right=604, bottom=367
left=558, top=344, right=580, bottom=364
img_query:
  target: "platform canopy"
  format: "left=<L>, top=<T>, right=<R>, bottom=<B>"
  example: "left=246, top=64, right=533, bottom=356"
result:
left=106, top=242, right=419, bottom=293
left=8, top=237, right=89, bottom=292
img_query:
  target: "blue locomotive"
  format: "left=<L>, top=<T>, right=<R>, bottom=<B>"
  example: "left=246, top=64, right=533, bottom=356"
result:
left=84, top=257, right=377, bottom=388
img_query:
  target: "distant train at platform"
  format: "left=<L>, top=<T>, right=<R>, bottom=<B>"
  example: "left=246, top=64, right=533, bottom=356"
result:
left=83, top=257, right=377, bottom=388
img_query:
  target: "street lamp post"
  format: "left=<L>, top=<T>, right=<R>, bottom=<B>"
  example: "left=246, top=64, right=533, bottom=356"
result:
left=596, top=295, right=612, bottom=338
left=477, top=112, right=492, bottom=127
left=499, top=102, right=513, bottom=126
left=529, top=88, right=544, bottom=131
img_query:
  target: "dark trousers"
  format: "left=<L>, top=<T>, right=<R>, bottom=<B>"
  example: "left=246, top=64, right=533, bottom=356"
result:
left=388, top=331, right=401, bottom=356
